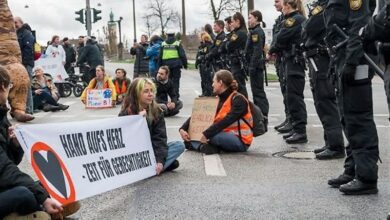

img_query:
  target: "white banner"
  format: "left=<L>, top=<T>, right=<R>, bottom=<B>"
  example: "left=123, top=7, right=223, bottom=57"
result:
left=15, top=116, right=156, bottom=205
left=35, top=56, right=69, bottom=82
left=86, top=89, right=113, bottom=108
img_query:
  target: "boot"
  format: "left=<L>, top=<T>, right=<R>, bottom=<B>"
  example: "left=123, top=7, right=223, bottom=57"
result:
left=200, top=143, right=220, bottom=155
left=283, top=131, right=294, bottom=139
left=42, top=104, right=60, bottom=112
left=165, top=160, right=180, bottom=172
left=316, top=149, right=345, bottom=160
left=276, top=122, right=293, bottom=133
left=285, top=133, right=307, bottom=144
left=4, top=211, right=51, bottom=220
left=339, top=179, right=378, bottom=195
left=314, top=146, right=328, bottom=154
left=274, top=118, right=288, bottom=130
left=328, top=174, right=354, bottom=188
left=58, top=104, right=69, bottom=111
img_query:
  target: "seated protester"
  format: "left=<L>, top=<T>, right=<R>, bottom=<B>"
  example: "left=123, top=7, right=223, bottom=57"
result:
left=0, top=66, right=80, bottom=219
left=155, top=66, right=183, bottom=117
left=31, top=66, right=69, bottom=112
left=118, top=78, right=185, bottom=175
left=179, top=70, right=253, bottom=154
left=112, top=68, right=131, bottom=105
left=80, top=65, right=117, bottom=106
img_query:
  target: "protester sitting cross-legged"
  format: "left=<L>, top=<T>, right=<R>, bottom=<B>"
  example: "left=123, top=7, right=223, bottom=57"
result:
left=112, top=68, right=131, bottom=105
left=118, top=78, right=185, bottom=175
left=80, top=65, right=117, bottom=106
left=31, top=66, right=69, bottom=112
left=179, top=70, right=253, bottom=155
left=155, top=66, right=183, bottom=117
left=0, top=65, right=80, bottom=220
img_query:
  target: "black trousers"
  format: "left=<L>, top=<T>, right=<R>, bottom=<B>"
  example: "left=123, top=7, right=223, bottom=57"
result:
left=286, top=74, right=307, bottom=134
left=309, top=55, right=344, bottom=151
left=231, top=63, right=248, bottom=97
left=276, top=60, right=290, bottom=119
left=249, top=66, right=269, bottom=116
left=384, top=64, right=390, bottom=120
left=0, top=186, right=41, bottom=218
left=168, top=66, right=182, bottom=98
left=199, top=64, right=213, bottom=96
left=336, top=53, right=379, bottom=183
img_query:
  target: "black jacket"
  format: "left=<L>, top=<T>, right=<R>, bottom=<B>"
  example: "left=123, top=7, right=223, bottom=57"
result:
left=245, top=24, right=266, bottom=70
left=63, top=44, right=76, bottom=65
left=226, top=27, right=248, bottom=65
left=16, top=24, right=35, bottom=67
left=208, top=32, right=226, bottom=60
left=77, top=41, right=103, bottom=68
left=302, top=0, right=328, bottom=49
left=130, top=42, right=150, bottom=76
left=155, top=79, right=179, bottom=104
left=0, top=106, right=49, bottom=204
left=180, top=89, right=248, bottom=139
left=195, top=41, right=213, bottom=68
left=269, top=14, right=284, bottom=55
left=118, top=109, right=168, bottom=164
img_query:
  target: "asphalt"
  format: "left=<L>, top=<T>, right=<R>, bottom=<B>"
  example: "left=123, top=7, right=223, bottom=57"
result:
left=15, top=62, right=390, bottom=220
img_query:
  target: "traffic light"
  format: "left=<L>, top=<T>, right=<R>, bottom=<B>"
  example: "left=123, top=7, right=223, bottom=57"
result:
left=93, top=8, right=102, bottom=23
left=75, top=9, right=85, bottom=24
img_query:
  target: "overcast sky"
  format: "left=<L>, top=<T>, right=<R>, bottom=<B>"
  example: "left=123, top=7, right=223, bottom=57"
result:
left=9, top=0, right=284, bottom=44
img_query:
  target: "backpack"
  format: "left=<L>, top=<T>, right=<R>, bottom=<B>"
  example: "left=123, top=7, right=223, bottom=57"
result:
left=233, top=94, right=267, bottom=137
left=34, top=42, right=42, bottom=60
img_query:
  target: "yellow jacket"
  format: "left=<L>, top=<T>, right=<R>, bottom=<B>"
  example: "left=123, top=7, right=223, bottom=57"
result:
left=81, top=75, right=117, bottom=102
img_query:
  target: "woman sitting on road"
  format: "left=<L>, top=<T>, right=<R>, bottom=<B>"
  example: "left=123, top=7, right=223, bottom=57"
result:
left=179, top=70, right=253, bottom=154
left=31, top=66, right=69, bottom=112
left=119, top=77, right=185, bottom=175
left=112, top=68, right=131, bottom=105
left=80, top=65, right=117, bottom=106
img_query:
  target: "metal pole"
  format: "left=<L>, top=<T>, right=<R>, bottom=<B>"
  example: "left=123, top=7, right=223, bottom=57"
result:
left=248, top=0, right=254, bottom=16
left=132, top=0, right=137, bottom=42
left=182, top=0, right=186, bottom=36
left=86, top=0, right=92, bottom=36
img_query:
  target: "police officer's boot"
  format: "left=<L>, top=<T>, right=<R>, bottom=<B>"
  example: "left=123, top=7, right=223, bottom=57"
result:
left=283, top=130, right=294, bottom=139
left=387, top=213, right=390, bottom=220
left=316, top=148, right=345, bottom=160
left=277, top=121, right=293, bottom=133
left=274, top=118, right=288, bottom=130
left=339, top=179, right=378, bottom=195
left=285, top=133, right=307, bottom=144
left=314, top=146, right=328, bottom=154
left=328, top=174, right=354, bottom=188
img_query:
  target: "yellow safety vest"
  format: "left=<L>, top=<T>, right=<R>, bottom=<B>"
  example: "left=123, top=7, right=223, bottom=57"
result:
left=161, top=41, right=180, bottom=60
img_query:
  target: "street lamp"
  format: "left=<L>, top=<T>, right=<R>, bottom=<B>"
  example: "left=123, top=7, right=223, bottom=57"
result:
left=116, top=16, right=124, bottom=60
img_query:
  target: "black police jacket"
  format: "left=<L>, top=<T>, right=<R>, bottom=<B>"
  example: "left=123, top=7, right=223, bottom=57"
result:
left=245, top=24, right=266, bottom=69
left=226, top=27, right=248, bottom=61
left=324, top=0, right=376, bottom=66
left=0, top=106, right=49, bottom=204
left=195, top=41, right=213, bottom=68
left=302, top=0, right=328, bottom=49
left=269, top=14, right=284, bottom=55
left=208, top=32, right=226, bottom=60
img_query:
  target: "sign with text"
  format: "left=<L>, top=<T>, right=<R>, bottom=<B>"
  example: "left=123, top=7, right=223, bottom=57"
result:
left=15, top=116, right=156, bottom=205
left=35, top=56, right=68, bottom=82
left=86, top=89, right=113, bottom=108
left=188, top=97, right=218, bottom=141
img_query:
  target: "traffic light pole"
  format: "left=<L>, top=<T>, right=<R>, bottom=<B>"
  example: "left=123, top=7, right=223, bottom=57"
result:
left=86, top=0, right=92, bottom=36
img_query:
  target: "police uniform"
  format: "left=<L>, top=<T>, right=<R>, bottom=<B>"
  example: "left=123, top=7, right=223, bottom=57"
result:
left=219, top=31, right=233, bottom=70
left=302, top=0, right=345, bottom=159
left=195, top=41, right=213, bottom=96
left=207, top=31, right=226, bottom=72
left=269, top=14, right=292, bottom=131
left=324, top=0, right=379, bottom=194
left=245, top=24, right=269, bottom=117
left=226, top=27, right=248, bottom=97
left=275, top=11, right=308, bottom=143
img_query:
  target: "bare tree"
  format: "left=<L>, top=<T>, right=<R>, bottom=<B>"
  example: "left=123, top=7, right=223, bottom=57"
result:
left=209, top=0, right=247, bottom=20
left=142, top=14, right=159, bottom=37
left=146, top=0, right=179, bottom=36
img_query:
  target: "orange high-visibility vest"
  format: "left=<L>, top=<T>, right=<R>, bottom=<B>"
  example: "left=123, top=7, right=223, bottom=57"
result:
left=214, top=91, right=253, bottom=146
left=114, top=80, right=127, bottom=94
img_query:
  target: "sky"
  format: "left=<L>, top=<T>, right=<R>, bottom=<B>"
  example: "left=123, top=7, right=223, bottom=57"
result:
left=8, top=0, right=287, bottom=45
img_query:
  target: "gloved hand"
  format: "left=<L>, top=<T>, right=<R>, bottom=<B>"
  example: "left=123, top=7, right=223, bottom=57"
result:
left=342, top=64, right=357, bottom=84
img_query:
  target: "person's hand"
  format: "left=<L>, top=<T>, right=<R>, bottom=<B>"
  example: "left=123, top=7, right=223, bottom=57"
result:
left=35, top=89, right=42, bottom=95
left=43, top=198, right=63, bottom=214
left=156, top=163, right=164, bottom=175
left=167, top=102, right=175, bottom=110
left=139, top=109, right=147, bottom=117
left=200, top=135, right=208, bottom=144
left=8, top=125, right=20, bottom=147
left=118, top=95, right=123, bottom=102
left=179, top=129, right=190, bottom=142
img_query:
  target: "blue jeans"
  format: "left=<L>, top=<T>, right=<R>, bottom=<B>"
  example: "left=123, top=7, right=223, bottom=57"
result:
left=0, top=186, right=41, bottom=218
left=163, top=141, right=185, bottom=170
left=25, top=65, right=34, bottom=114
left=209, top=132, right=248, bottom=152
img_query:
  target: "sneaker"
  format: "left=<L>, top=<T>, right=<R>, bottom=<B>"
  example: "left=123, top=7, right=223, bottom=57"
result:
left=4, top=211, right=51, bottom=220
left=165, top=160, right=180, bottom=172
left=200, top=143, right=220, bottom=155
left=339, top=179, right=378, bottom=195
left=328, top=174, right=354, bottom=188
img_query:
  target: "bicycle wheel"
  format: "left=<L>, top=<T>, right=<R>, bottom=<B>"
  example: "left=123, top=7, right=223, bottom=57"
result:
left=73, top=84, right=84, bottom=97
left=58, top=83, right=72, bottom=97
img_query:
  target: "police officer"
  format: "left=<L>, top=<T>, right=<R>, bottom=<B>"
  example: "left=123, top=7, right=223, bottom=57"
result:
left=302, top=0, right=345, bottom=159
left=159, top=32, right=188, bottom=98
left=206, top=20, right=226, bottom=73
left=268, top=0, right=293, bottom=134
left=245, top=10, right=269, bottom=118
left=219, top=17, right=233, bottom=70
left=195, top=32, right=213, bottom=97
left=274, top=0, right=308, bottom=144
left=226, top=12, right=248, bottom=98
left=324, top=0, right=379, bottom=195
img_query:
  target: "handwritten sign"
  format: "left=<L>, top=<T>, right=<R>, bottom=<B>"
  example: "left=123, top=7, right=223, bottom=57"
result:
left=188, top=97, right=218, bottom=141
left=86, top=89, right=113, bottom=108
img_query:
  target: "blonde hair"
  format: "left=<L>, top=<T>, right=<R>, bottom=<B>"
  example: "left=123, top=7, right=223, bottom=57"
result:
left=284, top=0, right=306, bottom=18
left=200, top=32, right=212, bottom=43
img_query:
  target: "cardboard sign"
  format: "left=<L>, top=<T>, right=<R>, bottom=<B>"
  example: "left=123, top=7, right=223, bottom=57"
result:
left=86, top=89, right=113, bottom=108
left=15, top=116, right=156, bottom=205
left=35, top=56, right=68, bottom=82
left=188, top=97, right=218, bottom=141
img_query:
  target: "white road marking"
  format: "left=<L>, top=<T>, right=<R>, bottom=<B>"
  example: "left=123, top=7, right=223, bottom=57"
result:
left=62, top=101, right=77, bottom=105
left=203, top=154, right=227, bottom=176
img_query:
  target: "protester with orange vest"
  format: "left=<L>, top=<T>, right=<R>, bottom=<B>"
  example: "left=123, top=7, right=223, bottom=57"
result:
left=112, top=68, right=131, bottom=105
left=179, top=70, right=253, bottom=154
left=80, top=65, right=117, bottom=106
